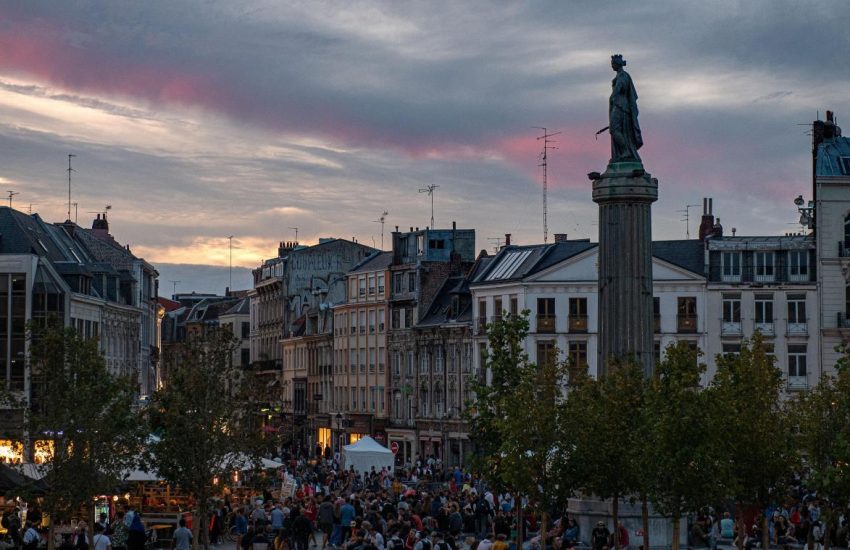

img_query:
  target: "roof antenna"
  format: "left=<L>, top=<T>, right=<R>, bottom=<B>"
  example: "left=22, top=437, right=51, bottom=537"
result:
left=67, top=154, right=76, bottom=222
left=372, top=211, right=389, bottom=250
left=289, top=227, right=299, bottom=244
left=534, top=127, right=561, bottom=244
left=6, top=190, right=18, bottom=209
left=418, top=185, right=439, bottom=228
left=677, top=203, right=701, bottom=239
left=169, top=280, right=181, bottom=298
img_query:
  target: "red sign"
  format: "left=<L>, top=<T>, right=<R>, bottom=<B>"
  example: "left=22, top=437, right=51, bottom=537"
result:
left=390, top=441, right=399, bottom=454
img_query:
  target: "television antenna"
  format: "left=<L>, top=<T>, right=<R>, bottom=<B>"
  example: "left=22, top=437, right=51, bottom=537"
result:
left=27, top=203, right=35, bottom=215
left=372, top=211, right=389, bottom=250
left=677, top=203, right=702, bottom=239
left=66, top=154, right=76, bottom=222
left=6, top=190, right=18, bottom=209
left=289, top=227, right=299, bottom=243
left=534, top=127, right=561, bottom=243
left=72, top=202, right=78, bottom=223
left=487, top=237, right=504, bottom=254
left=418, top=185, right=439, bottom=228
left=169, top=280, right=181, bottom=298
left=227, top=235, right=234, bottom=292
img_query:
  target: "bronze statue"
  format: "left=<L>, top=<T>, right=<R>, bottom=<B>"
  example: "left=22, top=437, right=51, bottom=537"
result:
left=598, top=54, right=643, bottom=164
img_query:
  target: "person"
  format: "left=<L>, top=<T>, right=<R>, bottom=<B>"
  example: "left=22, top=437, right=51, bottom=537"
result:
left=172, top=518, right=193, bottom=550
left=413, top=531, right=432, bottom=550
left=127, top=513, right=146, bottom=550
left=22, top=521, right=41, bottom=550
left=92, top=524, right=112, bottom=550
left=291, top=507, right=312, bottom=550
left=691, top=520, right=710, bottom=548
left=719, top=512, right=734, bottom=539
left=271, top=504, right=285, bottom=538
left=75, top=521, right=91, bottom=550
left=318, top=496, right=335, bottom=549
left=590, top=521, right=610, bottom=550
left=339, top=498, right=356, bottom=542
left=363, top=521, right=385, bottom=550
left=490, top=534, right=507, bottom=550
left=97, top=514, right=109, bottom=534
left=563, top=519, right=579, bottom=544
left=111, top=511, right=129, bottom=550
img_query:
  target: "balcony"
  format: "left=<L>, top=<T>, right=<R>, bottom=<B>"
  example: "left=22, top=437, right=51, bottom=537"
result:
left=787, top=322, right=808, bottom=336
left=568, top=315, right=588, bottom=333
left=537, top=315, right=556, bottom=333
left=677, top=315, right=697, bottom=333
left=787, top=376, right=808, bottom=391
left=721, top=273, right=742, bottom=283
left=721, top=321, right=742, bottom=336
left=753, top=273, right=775, bottom=283
left=754, top=322, right=775, bottom=336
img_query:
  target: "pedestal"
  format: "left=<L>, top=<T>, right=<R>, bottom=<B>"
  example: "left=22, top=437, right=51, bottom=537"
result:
left=591, top=161, right=658, bottom=376
left=567, top=496, right=686, bottom=549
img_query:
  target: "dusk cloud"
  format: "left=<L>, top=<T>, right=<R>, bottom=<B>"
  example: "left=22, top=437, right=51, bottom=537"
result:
left=0, top=1, right=846, bottom=293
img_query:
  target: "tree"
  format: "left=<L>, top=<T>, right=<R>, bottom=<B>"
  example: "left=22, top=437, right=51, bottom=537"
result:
left=642, top=342, right=731, bottom=550
left=712, top=333, right=797, bottom=550
left=793, top=345, right=850, bottom=550
left=26, top=321, right=144, bottom=549
left=147, top=328, right=263, bottom=550
left=466, top=312, right=573, bottom=550
left=562, top=357, right=646, bottom=550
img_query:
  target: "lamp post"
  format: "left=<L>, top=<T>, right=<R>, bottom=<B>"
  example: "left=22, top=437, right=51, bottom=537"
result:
left=335, top=412, right=343, bottom=455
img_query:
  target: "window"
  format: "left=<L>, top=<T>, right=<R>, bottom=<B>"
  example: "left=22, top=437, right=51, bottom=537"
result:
left=407, top=272, right=416, bottom=292
left=359, top=311, right=366, bottom=334
left=417, top=235, right=425, bottom=256
left=788, top=250, right=809, bottom=281
left=510, top=295, right=518, bottom=317
left=361, top=388, right=366, bottom=410
left=755, top=294, right=774, bottom=331
left=420, top=389, right=429, bottom=416
left=722, top=343, right=741, bottom=357
left=537, top=298, right=556, bottom=333
left=392, top=352, right=401, bottom=375
left=405, top=307, right=414, bottom=328
left=754, top=251, right=775, bottom=281
left=407, top=352, right=415, bottom=376
left=787, top=293, right=807, bottom=330
left=722, top=293, right=741, bottom=335
left=448, top=344, right=457, bottom=373
left=378, top=309, right=385, bottom=332
left=494, top=297, right=503, bottom=322
left=435, top=346, right=444, bottom=374
left=379, top=387, right=385, bottom=412
left=653, top=297, right=661, bottom=333
left=393, top=273, right=405, bottom=294
left=359, top=277, right=366, bottom=297
left=241, top=348, right=250, bottom=367
left=568, top=341, right=587, bottom=370
left=378, top=347, right=385, bottom=372
left=391, top=309, right=400, bottom=330
left=350, top=313, right=357, bottom=335
left=368, top=275, right=376, bottom=295
left=241, top=322, right=250, bottom=339
left=478, top=299, right=487, bottom=332
left=420, top=353, right=429, bottom=374
left=677, top=297, right=697, bottom=333
left=569, top=298, right=588, bottom=332
left=721, top=252, right=742, bottom=281
left=369, top=309, right=376, bottom=333
left=429, top=239, right=445, bottom=249
left=479, top=343, right=488, bottom=372
left=537, top=340, right=556, bottom=368
left=788, top=345, right=807, bottom=388
left=377, top=274, right=385, bottom=295
left=369, top=349, right=376, bottom=372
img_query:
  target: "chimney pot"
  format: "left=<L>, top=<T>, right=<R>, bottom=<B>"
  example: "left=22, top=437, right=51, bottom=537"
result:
left=554, top=233, right=568, bottom=243
left=452, top=221, right=456, bottom=230
left=504, top=233, right=511, bottom=246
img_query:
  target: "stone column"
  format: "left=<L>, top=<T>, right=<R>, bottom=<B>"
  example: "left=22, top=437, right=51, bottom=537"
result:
left=591, top=161, right=658, bottom=376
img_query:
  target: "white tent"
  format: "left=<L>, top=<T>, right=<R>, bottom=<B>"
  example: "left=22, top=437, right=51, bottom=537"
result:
left=342, top=436, right=394, bottom=474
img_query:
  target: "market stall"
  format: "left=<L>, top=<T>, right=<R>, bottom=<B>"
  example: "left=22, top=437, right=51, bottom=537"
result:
left=342, top=436, right=394, bottom=474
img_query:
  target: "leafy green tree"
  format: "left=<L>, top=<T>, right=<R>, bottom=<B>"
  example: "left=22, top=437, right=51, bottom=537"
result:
left=27, top=321, right=144, bottom=549
left=147, top=329, right=262, bottom=550
left=793, top=345, right=850, bottom=550
left=712, top=333, right=797, bottom=550
left=466, top=312, right=573, bottom=549
left=642, top=342, right=731, bottom=550
left=562, top=357, right=646, bottom=550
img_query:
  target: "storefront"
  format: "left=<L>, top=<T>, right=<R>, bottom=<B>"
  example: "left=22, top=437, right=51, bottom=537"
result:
left=386, top=429, right=415, bottom=467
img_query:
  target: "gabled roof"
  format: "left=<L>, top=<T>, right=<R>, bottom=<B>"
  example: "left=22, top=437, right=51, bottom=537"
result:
left=472, top=241, right=595, bottom=284
left=417, top=276, right=472, bottom=327
left=349, top=250, right=392, bottom=274
left=651, top=240, right=705, bottom=276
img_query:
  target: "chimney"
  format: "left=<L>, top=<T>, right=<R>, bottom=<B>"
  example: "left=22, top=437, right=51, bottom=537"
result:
left=553, top=233, right=568, bottom=243
left=713, top=217, right=723, bottom=238
left=505, top=233, right=511, bottom=246
left=452, top=221, right=456, bottom=230
left=698, top=197, right=715, bottom=241
left=91, top=212, right=110, bottom=237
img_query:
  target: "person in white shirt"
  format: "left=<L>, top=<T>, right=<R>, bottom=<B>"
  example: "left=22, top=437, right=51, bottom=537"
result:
left=92, top=524, right=112, bottom=550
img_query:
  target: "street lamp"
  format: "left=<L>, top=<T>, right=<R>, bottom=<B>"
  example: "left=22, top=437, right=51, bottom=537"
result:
left=335, top=412, right=343, bottom=454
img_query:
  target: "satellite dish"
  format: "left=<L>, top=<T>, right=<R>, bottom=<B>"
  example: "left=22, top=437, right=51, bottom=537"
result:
left=794, top=195, right=805, bottom=207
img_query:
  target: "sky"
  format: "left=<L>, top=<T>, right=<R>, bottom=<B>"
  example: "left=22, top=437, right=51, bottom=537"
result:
left=0, top=1, right=847, bottom=294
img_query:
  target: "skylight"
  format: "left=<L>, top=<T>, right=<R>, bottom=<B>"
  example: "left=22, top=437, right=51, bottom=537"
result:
left=486, top=249, right=533, bottom=281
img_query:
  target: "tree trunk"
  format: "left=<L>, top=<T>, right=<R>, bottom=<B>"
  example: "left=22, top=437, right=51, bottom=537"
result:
left=761, top=514, right=769, bottom=550
left=515, top=495, right=522, bottom=550
left=671, top=515, right=681, bottom=550
left=540, top=511, right=547, bottom=550
left=735, top=506, right=745, bottom=550
left=47, top=515, right=56, bottom=550
left=612, top=495, right=620, bottom=550
left=641, top=493, right=650, bottom=550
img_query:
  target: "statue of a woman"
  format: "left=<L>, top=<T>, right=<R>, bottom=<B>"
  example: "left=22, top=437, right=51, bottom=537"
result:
left=609, top=54, right=643, bottom=164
